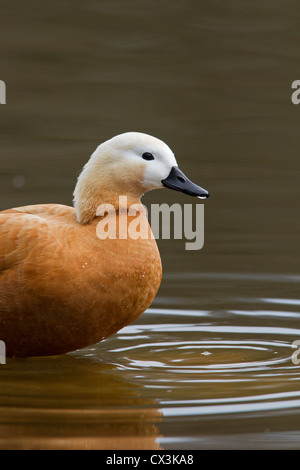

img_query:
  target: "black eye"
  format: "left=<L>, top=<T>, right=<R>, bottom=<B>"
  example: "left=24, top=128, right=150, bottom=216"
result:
left=142, top=152, right=154, bottom=161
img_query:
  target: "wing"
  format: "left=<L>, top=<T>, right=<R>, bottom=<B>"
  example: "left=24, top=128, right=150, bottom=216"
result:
left=0, top=209, right=41, bottom=276
left=0, top=204, right=74, bottom=277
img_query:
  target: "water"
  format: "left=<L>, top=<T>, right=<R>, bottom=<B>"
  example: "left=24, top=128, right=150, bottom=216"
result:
left=1, top=0, right=300, bottom=450
left=1, top=274, right=300, bottom=449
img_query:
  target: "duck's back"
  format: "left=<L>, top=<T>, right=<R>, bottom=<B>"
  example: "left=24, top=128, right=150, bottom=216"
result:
left=0, top=204, right=162, bottom=357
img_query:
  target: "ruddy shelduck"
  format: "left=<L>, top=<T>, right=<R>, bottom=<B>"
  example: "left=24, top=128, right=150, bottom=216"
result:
left=0, top=132, right=209, bottom=357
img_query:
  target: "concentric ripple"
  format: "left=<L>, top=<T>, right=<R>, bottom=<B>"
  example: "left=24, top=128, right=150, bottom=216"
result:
left=80, top=307, right=300, bottom=413
left=110, top=317, right=295, bottom=374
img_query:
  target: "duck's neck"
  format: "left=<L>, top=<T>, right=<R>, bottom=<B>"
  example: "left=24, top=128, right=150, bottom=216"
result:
left=73, top=168, right=142, bottom=224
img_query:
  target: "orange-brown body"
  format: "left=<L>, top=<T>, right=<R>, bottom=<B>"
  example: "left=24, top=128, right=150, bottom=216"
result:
left=0, top=204, right=162, bottom=357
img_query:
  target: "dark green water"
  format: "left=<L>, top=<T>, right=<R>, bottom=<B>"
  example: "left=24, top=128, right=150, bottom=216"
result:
left=0, top=0, right=300, bottom=449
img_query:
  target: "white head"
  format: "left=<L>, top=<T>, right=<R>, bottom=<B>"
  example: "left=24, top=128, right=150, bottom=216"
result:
left=73, top=132, right=209, bottom=224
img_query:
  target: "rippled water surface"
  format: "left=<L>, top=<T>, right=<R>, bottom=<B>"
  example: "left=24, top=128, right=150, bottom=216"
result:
left=1, top=0, right=300, bottom=450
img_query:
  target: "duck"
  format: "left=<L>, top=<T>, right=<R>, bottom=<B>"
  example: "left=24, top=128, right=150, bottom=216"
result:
left=0, top=132, right=209, bottom=357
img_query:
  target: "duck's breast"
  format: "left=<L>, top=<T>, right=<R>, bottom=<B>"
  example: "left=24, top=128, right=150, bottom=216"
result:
left=0, top=205, right=162, bottom=356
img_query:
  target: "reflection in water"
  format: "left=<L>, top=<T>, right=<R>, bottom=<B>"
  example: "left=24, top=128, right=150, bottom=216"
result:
left=0, top=276, right=300, bottom=449
left=0, top=356, right=162, bottom=450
